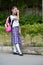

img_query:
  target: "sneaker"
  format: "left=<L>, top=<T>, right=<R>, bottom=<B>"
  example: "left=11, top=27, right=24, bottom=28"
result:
left=13, top=52, right=19, bottom=55
left=19, top=53, right=23, bottom=56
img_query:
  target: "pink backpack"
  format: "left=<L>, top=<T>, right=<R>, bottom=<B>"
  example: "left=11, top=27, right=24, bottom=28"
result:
left=5, top=16, right=12, bottom=32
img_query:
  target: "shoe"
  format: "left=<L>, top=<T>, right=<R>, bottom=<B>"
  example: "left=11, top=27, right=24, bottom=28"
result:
left=13, top=52, right=19, bottom=55
left=19, top=53, right=23, bottom=56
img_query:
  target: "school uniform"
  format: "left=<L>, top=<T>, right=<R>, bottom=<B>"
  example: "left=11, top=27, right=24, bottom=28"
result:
left=10, top=15, right=22, bottom=44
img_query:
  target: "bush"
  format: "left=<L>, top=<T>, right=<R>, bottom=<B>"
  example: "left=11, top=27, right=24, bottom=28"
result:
left=36, top=43, right=43, bottom=47
left=0, top=23, right=43, bottom=36
left=21, top=23, right=43, bottom=37
left=20, top=14, right=42, bottom=25
left=0, top=12, right=8, bottom=26
left=0, top=26, right=10, bottom=35
left=0, top=26, right=4, bottom=33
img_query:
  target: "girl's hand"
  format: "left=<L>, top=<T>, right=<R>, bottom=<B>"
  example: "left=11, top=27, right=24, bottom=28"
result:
left=5, top=23, right=9, bottom=28
left=17, top=10, right=19, bottom=14
left=19, top=26, right=21, bottom=35
left=5, top=24, right=7, bottom=28
left=16, top=10, right=19, bottom=20
left=19, top=30, right=21, bottom=35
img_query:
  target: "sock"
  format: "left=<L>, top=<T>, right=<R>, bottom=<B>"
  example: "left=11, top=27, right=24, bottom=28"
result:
left=13, top=45, right=17, bottom=53
left=16, top=44, right=22, bottom=54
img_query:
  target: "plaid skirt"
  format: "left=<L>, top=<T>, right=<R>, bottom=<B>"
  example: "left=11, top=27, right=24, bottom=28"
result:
left=11, top=26, right=22, bottom=44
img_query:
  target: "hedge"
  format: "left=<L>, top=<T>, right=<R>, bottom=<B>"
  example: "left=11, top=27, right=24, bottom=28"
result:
left=0, top=23, right=43, bottom=36
left=21, top=23, right=43, bottom=37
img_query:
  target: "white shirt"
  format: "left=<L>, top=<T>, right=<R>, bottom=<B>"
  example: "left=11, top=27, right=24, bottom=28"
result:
left=10, top=15, right=19, bottom=27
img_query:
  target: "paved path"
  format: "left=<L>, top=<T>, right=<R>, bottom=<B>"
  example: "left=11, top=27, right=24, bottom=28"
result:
left=0, top=53, right=43, bottom=65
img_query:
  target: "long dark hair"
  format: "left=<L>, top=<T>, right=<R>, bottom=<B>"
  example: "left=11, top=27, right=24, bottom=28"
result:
left=11, top=6, right=17, bottom=15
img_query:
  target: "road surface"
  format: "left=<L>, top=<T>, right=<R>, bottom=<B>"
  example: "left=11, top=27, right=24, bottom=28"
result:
left=0, top=53, right=43, bottom=65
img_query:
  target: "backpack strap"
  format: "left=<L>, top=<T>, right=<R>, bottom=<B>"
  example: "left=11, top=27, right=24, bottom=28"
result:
left=6, top=16, right=9, bottom=24
left=11, top=20, right=14, bottom=27
left=9, top=16, right=14, bottom=27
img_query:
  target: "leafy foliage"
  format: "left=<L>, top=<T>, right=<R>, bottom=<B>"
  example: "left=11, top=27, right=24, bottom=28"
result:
left=20, top=14, right=42, bottom=25
left=0, top=13, right=42, bottom=26
left=21, top=23, right=43, bottom=37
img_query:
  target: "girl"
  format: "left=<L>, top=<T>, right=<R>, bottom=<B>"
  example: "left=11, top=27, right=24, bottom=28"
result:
left=10, top=6, right=23, bottom=56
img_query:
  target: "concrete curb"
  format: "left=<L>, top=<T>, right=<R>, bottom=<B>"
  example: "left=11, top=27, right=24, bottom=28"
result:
left=0, top=46, right=43, bottom=55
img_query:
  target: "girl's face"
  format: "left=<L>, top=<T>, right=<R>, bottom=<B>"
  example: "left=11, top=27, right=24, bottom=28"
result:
left=12, top=7, right=17, bottom=15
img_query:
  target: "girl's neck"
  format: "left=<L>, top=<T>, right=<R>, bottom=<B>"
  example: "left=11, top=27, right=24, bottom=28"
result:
left=12, top=13, right=17, bottom=16
left=12, top=13, right=15, bottom=15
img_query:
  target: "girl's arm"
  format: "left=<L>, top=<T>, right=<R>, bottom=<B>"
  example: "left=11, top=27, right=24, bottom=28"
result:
left=19, top=25, right=21, bottom=34
left=17, top=10, right=21, bottom=34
